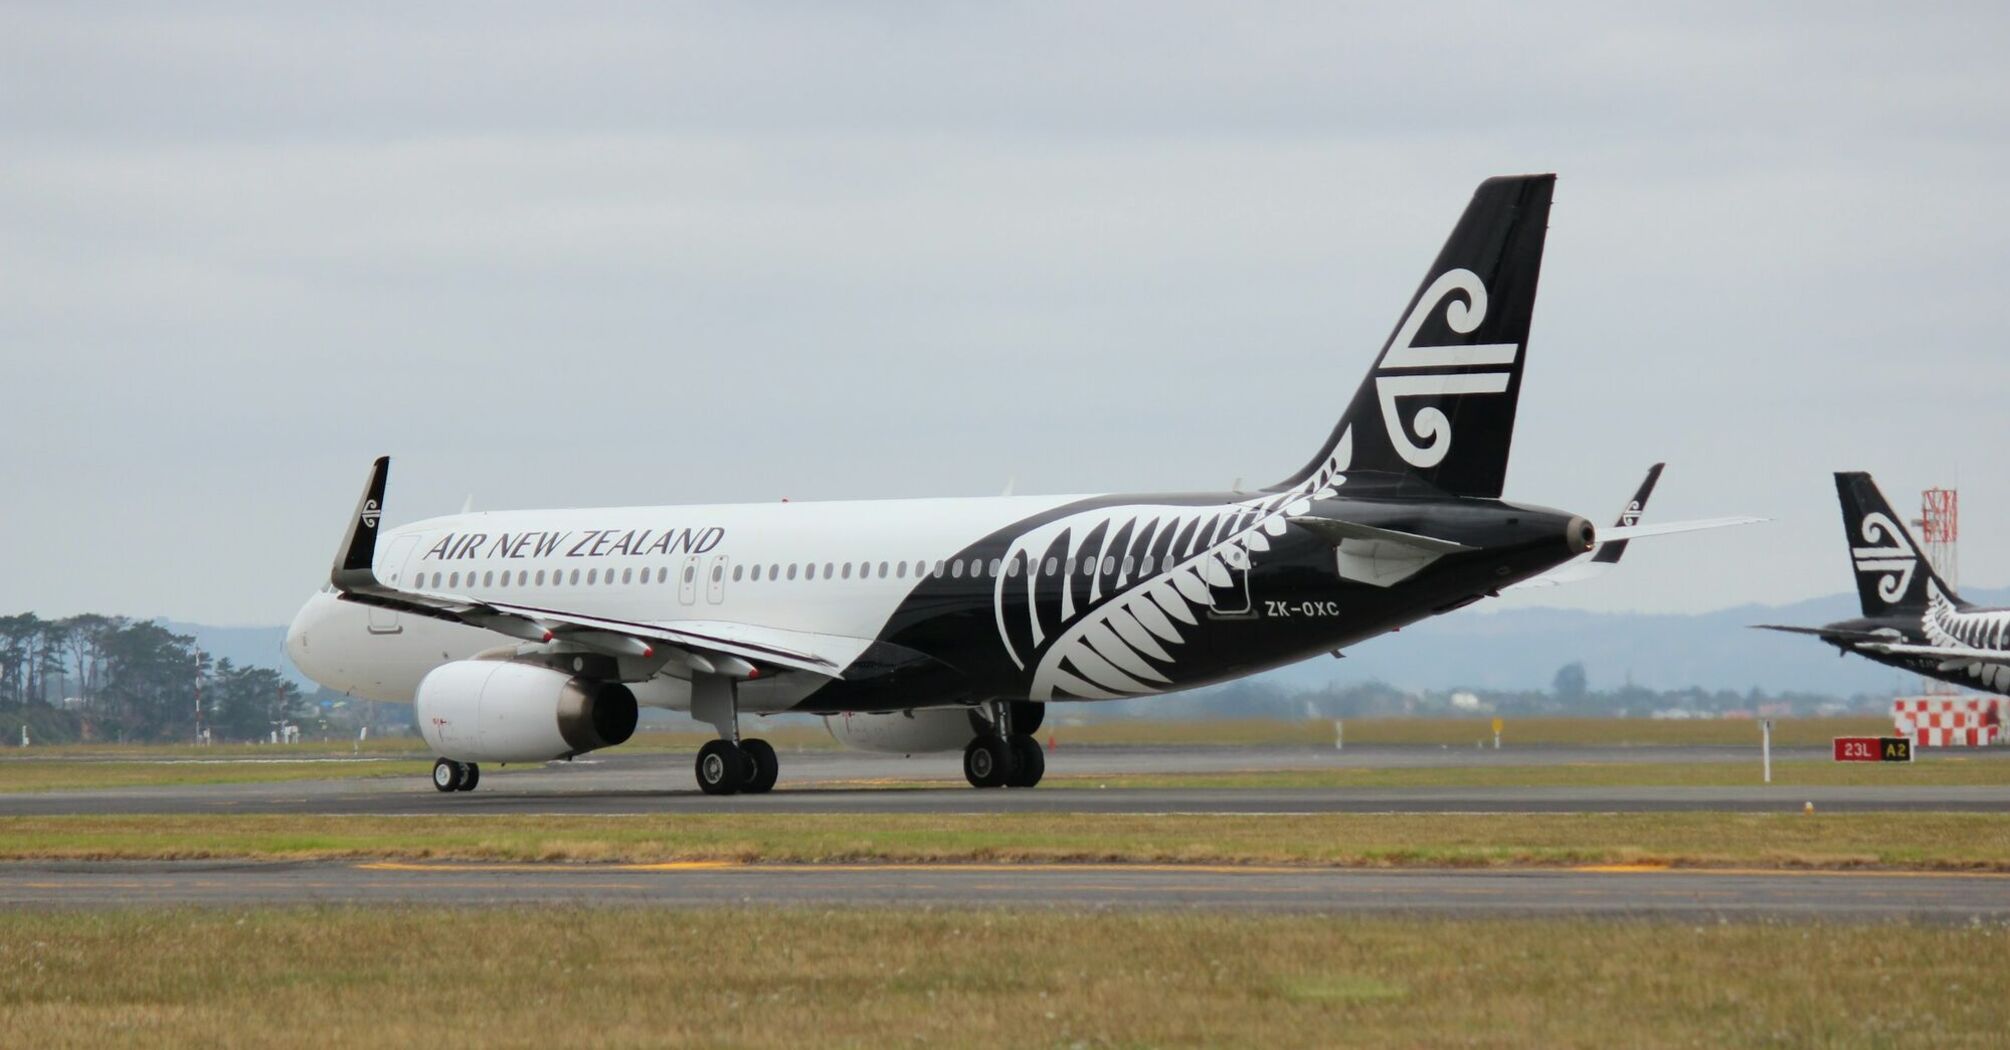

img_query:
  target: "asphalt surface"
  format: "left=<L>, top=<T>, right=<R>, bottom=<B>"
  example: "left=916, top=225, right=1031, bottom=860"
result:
left=6, top=745, right=2008, bottom=815
left=4, top=859, right=2006, bottom=920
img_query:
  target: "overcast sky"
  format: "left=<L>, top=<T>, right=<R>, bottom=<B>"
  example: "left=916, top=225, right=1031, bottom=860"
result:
left=4, top=3, right=2007, bottom=626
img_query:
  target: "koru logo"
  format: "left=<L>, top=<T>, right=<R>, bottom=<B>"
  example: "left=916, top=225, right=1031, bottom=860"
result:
left=1851, top=511, right=1916, bottom=604
left=1621, top=501, right=1643, bottom=527
left=360, top=498, right=381, bottom=529
left=1374, top=268, right=1520, bottom=469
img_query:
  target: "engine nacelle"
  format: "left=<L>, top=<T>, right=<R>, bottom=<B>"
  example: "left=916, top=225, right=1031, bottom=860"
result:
left=823, top=703, right=1043, bottom=755
left=415, top=660, right=638, bottom=763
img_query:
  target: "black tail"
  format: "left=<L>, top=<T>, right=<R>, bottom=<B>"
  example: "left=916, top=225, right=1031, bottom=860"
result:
left=1275, top=174, right=1555, bottom=498
left=1835, top=471, right=1960, bottom=615
left=1591, top=462, right=1665, bottom=565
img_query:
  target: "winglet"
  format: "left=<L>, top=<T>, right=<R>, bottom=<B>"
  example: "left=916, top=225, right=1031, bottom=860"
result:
left=332, top=456, right=390, bottom=591
left=1591, top=462, right=1664, bottom=565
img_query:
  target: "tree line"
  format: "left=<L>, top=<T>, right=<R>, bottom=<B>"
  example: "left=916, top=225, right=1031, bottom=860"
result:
left=0, top=613, right=306, bottom=744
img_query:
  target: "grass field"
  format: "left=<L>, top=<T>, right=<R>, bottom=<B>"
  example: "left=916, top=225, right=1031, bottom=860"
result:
left=1047, top=716, right=1896, bottom=747
left=0, top=759, right=432, bottom=793
left=1042, top=757, right=2010, bottom=790
left=0, top=907, right=2002, bottom=1048
left=4, top=812, right=2007, bottom=870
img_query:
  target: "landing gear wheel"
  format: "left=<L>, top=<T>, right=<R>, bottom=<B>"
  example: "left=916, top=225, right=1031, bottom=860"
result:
left=740, top=738, right=779, bottom=794
left=696, top=740, right=745, bottom=795
left=1006, top=735, right=1044, bottom=788
left=963, top=736, right=1013, bottom=789
left=458, top=762, right=480, bottom=792
left=431, top=758, right=462, bottom=793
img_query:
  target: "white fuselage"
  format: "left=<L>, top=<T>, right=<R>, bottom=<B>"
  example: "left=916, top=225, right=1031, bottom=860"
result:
left=287, top=493, right=1086, bottom=710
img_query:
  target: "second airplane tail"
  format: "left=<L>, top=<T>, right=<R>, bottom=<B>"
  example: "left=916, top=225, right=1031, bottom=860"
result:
left=1836, top=471, right=1962, bottom=616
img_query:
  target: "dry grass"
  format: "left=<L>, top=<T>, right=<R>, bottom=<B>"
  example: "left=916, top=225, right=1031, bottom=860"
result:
left=1045, top=756, right=2010, bottom=790
left=3, top=812, right=2008, bottom=871
left=0, top=759, right=431, bottom=793
left=1050, top=716, right=1896, bottom=747
left=0, top=907, right=2004, bottom=1048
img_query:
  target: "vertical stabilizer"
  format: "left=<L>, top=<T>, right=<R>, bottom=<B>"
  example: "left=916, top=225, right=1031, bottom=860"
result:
left=1835, top=471, right=1960, bottom=614
left=1274, top=174, right=1555, bottom=498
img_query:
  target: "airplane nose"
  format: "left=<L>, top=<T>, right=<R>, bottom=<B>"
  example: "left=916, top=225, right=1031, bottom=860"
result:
left=284, top=592, right=325, bottom=675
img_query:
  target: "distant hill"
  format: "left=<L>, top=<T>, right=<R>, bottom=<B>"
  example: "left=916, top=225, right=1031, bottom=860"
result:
left=170, top=585, right=2010, bottom=700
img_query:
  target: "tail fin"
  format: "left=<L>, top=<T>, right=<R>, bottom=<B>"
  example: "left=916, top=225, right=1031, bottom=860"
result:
left=1591, top=462, right=1665, bottom=565
left=1275, top=174, right=1555, bottom=498
left=1835, top=471, right=1960, bottom=614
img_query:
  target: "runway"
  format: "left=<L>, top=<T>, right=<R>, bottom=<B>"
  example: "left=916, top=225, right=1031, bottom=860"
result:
left=6, top=745, right=2007, bottom=816
left=4, top=859, right=2006, bottom=920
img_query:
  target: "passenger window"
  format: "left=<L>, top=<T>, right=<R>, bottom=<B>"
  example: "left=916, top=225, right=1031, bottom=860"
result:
left=622, top=568, right=633, bottom=584
left=683, top=566, right=696, bottom=583
left=933, top=560, right=946, bottom=578
left=733, top=565, right=744, bottom=582
left=1122, top=557, right=1134, bottom=575
left=769, top=565, right=779, bottom=581
left=787, top=564, right=798, bottom=580
left=1102, top=556, right=1115, bottom=575
left=878, top=561, right=889, bottom=578
left=989, top=558, right=1002, bottom=577
left=449, top=572, right=460, bottom=588
left=587, top=569, right=598, bottom=585
left=824, top=562, right=834, bottom=579
left=1043, top=558, right=1057, bottom=577
left=535, top=570, right=546, bottom=586
left=569, top=570, right=580, bottom=585
left=841, top=563, right=852, bottom=579
left=895, top=561, right=907, bottom=578
left=950, top=560, right=964, bottom=578
left=1142, top=556, right=1155, bottom=574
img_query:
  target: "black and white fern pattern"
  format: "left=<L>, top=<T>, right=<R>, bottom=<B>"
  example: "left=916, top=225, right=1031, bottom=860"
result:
left=992, top=430, right=1353, bottom=700
left=1922, top=583, right=2010, bottom=691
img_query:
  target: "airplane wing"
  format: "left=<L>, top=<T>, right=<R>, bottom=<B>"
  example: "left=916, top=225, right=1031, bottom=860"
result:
left=327, top=457, right=847, bottom=679
left=1853, top=640, right=2010, bottom=669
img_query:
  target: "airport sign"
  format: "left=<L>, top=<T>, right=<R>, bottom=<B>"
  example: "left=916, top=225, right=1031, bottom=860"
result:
left=1833, top=736, right=1913, bottom=763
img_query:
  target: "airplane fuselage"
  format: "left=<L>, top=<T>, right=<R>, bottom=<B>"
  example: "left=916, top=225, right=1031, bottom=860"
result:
left=288, top=481, right=1589, bottom=717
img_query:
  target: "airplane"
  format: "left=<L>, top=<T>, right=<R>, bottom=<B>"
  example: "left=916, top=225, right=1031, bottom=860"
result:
left=1756, top=472, right=2010, bottom=695
left=286, top=173, right=1747, bottom=796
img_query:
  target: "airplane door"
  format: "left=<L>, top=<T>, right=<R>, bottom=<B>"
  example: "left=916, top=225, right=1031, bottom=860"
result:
left=1210, top=545, right=1254, bottom=617
left=369, top=536, right=418, bottom=634
left=706, top=554, right=729, bottom=604
left=678, top=556, right=699, bottom=605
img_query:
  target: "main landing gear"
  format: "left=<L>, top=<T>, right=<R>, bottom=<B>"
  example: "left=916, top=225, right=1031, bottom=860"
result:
left=431, top=757, right=480, bottom=792
left=689, top=671, right=779, bottom=796
left=963, top=701, right=1045, bottom=789
left=694, top=737, right=779, bottom=796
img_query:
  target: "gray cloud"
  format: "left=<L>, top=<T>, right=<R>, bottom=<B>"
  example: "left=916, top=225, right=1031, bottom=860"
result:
left=3, top=3, right=2007, bottom=625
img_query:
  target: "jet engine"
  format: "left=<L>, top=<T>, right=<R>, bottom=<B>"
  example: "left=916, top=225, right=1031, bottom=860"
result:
left=824, top=702, right=1044, bottom=754
left=415, top=660, right=638, bottom=763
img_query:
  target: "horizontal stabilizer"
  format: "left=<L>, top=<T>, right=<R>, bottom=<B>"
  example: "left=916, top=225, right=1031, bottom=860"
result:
left=1855, top=641, right=2010, bottom=668
left=1595, top=516, right=1765, bottom=543
left=1750, top=624, right=1897, bottom=643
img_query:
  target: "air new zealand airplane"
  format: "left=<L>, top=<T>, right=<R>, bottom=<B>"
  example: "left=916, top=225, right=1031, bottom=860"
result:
left=1758, top=472, right=2010, bottom=695
left=287, top=173, right=1746, bottom=796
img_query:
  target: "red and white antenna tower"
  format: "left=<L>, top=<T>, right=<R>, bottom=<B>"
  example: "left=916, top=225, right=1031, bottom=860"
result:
left=1917, top=487, right=1959, bottom=591
left=1913, top=486, right=1961, bottom=696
